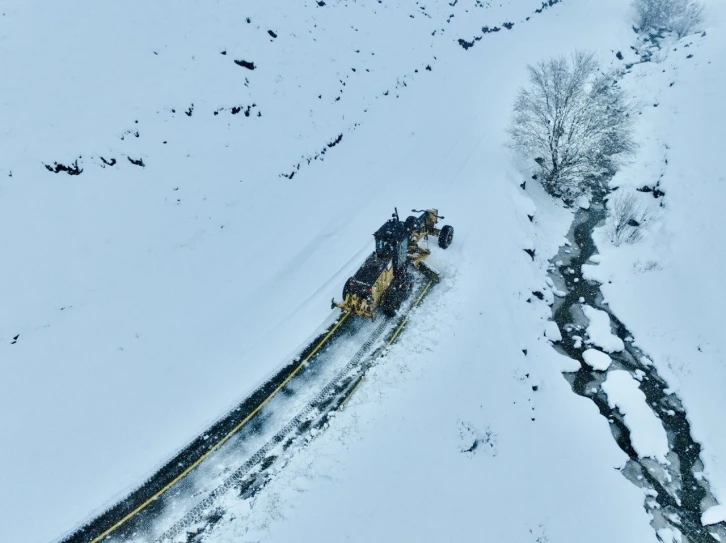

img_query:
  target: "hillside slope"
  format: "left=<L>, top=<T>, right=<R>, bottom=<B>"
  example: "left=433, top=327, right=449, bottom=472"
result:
left=1, top=0, right=721, bottom=542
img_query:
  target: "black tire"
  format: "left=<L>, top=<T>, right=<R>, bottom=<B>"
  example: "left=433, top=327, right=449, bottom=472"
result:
left=380, top=277, right=408, bottom=317
left=380, top=293, right=397, bottom=317
left=438, top=225, right=454, bottom=249
left=400, top=271, right=413, bottom=296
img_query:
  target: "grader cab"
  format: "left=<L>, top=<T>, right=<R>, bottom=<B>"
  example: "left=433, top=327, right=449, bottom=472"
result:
left=332, top=208, right=454, bottom=319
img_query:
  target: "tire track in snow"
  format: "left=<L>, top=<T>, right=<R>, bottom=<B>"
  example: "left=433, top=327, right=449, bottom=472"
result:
left=153, top=279, right=434, bottom=542
left=60, top=313, right=352, bottom=543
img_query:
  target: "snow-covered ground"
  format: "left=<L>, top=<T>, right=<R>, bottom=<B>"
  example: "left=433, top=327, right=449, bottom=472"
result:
left=585, top=0, right=726, bottom=506
left=0, top=0, right=721, bottom=542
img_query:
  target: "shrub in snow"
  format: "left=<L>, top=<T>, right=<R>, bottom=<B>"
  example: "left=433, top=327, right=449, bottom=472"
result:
left=633, top=0, right=704, bottom=38
left=605, top=191, right=654, bottom=246
left=633, top=259, right=662, bottom=273
left=508, top=52, right=636, bottom=203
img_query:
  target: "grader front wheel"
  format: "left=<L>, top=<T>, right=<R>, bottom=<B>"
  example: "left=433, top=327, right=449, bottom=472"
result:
left=438, top=225, right=454, bottom=249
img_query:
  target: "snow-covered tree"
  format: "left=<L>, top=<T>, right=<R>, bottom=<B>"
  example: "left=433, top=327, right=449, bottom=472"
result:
left=633, top=0, right=704, bottom=38
left=508, top=52, right=636, bottom=202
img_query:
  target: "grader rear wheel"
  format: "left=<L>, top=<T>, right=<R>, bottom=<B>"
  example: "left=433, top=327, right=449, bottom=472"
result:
left=380, top=274, right=410, bottom=317
left=438, top=224, right=454, bottom=249
left=380, top=292, right=399, bottom=317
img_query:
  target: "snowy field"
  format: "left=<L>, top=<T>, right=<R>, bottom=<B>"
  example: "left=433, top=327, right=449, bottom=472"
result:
left=0, top=0, right=722, bottom=542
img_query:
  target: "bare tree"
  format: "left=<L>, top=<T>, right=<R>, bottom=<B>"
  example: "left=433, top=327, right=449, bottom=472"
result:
left=633, top=0, right=704, bottom=38
left=606, top=191, right=654, bottom=246
left=670, top=1, right=705, bottom=37
left=508, top=52, right=635, bottom=202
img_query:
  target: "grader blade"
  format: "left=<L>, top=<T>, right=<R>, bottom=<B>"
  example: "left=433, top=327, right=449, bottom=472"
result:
left=418, top=261, right=441, bottom=283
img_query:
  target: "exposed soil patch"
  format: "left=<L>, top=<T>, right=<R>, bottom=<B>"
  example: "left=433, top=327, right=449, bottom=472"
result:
left=458, top=0, right=562, bottom=49
left=213, top=104, right=260, bottom=117
left=234, top=59, right=256, bottom=70
left=281, top=133, right=345, bottom=179
left=44, top=159, right=82, bottom=175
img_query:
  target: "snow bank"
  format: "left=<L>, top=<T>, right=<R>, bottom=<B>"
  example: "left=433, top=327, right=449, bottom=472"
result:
left=702, top=505, right=726, bottom=526
left=582, top=263, right=608, bottom=283
left=556, top=353, right=583, bottom=373
left=602, top=371, right=669, bottom=462
left=588, top=3, right=726, bottom=500
left=545, top=321, right=562, bottom=342
left=582, top=305, right=625, bottom=353
left=582, top=348, right=613, bottom=371
left=656, top=528, right=683, bottom=543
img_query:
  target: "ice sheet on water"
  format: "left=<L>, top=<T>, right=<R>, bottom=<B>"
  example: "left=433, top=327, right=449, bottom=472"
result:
left=575, top=194, right=591, bottom=209
left=702, top=504, right=726, bottom=526
left=582, top=305, right=624, bottom=353
left=557, top=353, right=582, bottom=373
left=602, top=370, right=669, bottom=462
left=656, top=527, right=683, bottom=543
left=582, top=348, right=612, bottom=371
left=581, top=263, right=606, bottom=283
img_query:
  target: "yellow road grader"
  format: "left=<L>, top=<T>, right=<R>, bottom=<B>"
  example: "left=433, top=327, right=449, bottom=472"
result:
left=332, top=208, right=454, bottom=319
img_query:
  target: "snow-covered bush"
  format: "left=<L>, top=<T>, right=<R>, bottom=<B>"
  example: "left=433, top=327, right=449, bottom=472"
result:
left=508, top=52, right=636, bottom=203
left=606, top=191, right=654, bottom=246
left=633, top=259, right=662, bottom=273
left=670, top=2, right=705, bottom=37
left=633, top=0, right=704, bottom=38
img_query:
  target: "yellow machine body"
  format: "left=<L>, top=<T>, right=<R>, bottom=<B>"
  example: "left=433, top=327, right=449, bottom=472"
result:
left=332, top=208, right=453, bottom=319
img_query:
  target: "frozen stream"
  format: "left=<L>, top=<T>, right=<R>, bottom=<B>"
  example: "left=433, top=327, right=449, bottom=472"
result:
left=548, top=187, right=725, bottom=543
